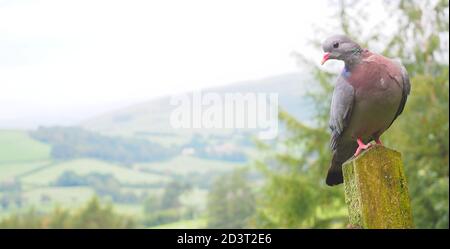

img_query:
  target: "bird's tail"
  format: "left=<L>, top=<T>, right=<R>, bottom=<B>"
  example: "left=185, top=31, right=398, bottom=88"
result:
left=326, top=142, right=357, bottom=186
left=326, top=156, right=345, bottom=186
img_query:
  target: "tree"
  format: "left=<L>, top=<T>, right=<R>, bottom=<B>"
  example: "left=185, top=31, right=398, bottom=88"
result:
left=381, top=0, right=449, bottom=228
left=160, top=180, right=192, bottom=209
left=141, top=180, right=192, bottom=227
left=0, top=196, right=135, bottom=228
left=71, top=197, right=134, bottom=228
left=207, top=169, right=256, bottom=228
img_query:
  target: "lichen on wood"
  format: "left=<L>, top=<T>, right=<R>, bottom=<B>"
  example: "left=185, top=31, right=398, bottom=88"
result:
left=342, top=145, right=414, bottom=229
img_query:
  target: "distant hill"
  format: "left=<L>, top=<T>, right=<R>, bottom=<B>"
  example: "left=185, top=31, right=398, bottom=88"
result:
left=81, top=72, right=315, bottom=145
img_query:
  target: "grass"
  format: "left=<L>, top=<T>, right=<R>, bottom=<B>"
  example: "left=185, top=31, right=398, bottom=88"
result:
left=149, top=217, right=208, bottom=229
left=114, top=203, right=144, bottom=217
left=134, top=155, right=242, bottom=175
left=0, top=160, right=52, bottom=181
left=0, top=130, right=51, bottom=163
left=22, top=186, right=95, bottom=207
left=20, top=158, right=171, bottom=186
left=0, top=186, right=96, bottom=218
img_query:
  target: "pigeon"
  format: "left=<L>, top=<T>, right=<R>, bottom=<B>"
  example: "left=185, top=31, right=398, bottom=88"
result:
left=321, top=35, right=410, bottom=186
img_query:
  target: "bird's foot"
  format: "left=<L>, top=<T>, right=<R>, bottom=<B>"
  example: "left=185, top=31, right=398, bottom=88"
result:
left=375, top=138, right=383, bottom=145
left=354, top=138, right=372, bottom=157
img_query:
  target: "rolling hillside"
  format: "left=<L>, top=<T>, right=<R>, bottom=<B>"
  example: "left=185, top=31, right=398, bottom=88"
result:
left=0, top=130, right=51, bottom=163
left=81, top=72, right=314, bottom=142
left=0, top=129, right=244, bottom=225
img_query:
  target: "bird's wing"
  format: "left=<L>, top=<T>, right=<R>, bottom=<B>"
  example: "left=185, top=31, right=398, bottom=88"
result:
left=329, top=76, right=355, bottom=151
left=387, top=60, right=411, bottom=127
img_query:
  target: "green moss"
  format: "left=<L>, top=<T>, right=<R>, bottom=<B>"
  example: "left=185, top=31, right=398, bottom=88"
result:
left=343, top=162, right=362, bottom=227
left=342, top=145, right=414, bottom=229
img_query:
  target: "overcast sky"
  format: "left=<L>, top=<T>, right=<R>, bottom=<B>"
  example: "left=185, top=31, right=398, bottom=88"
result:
left=0, top=0, right=388, bottom=128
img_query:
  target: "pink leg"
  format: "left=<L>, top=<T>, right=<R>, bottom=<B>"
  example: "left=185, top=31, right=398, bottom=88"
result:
left=375, top=138, right=383, bottom=145
left=354, top=138, right=372, bottom=157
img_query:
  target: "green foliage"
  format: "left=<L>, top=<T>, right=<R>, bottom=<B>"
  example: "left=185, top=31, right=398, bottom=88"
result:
left=54, top=171, right=140, bottom=204
left=70, top=197, right=135, bottom=228
left=389, top=70, right=449, bottom=228
left=381, top=0, right=449, bottom=229
left=207, top=169, right=256, bottom=228
left=30, top=126, right=178, bottom=164
left=143, top=208, right=183, bottom=227
left=141, top=180, right=193, bottom=227
left=254, top=0, right=449, bottom=228
left=149, top=217, right=207, bottom=229
left=54, top=170, right=87, bottom=186
left=160, top=181, right=192, bottom=209
left=0, top=196, right=135, bottom=228
left=253, top=111, right=346, bottom=228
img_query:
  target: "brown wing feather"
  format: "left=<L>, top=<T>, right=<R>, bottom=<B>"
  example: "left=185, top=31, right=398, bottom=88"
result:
left=387, top=60, right=411, bottom=128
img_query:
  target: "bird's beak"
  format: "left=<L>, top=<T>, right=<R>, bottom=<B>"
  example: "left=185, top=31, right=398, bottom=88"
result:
left=321, top=52, right=331, bottom=65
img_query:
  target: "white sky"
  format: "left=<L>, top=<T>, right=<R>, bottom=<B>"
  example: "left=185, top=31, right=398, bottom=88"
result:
left=0, top=0, right=387, bottom=128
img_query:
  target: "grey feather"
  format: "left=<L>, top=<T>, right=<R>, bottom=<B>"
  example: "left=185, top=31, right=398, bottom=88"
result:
left=326, top=76, right=356, bottom=186
left=329, top=76, right=355, bottom=150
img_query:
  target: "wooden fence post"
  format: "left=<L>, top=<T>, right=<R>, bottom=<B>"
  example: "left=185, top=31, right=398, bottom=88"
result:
left=342, top=145, right=414, bottom=229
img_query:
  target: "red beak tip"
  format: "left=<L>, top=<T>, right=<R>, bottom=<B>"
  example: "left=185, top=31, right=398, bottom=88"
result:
left=321, top=53, right=330, bottom=65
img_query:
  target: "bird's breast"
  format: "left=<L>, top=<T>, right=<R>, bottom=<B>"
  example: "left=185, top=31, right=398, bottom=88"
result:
left=343, top=60, right=403, bottom=141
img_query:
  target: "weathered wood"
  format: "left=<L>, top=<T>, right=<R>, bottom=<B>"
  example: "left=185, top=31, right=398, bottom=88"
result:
left=342, top=145, right=414, bottom=229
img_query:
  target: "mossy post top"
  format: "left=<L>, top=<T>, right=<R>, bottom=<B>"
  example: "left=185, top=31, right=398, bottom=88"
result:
left=342, top=145, right=414, bottom=229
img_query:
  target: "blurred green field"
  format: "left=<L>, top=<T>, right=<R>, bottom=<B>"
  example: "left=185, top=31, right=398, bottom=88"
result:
left=0, top=186, right=96, bottom=218
left=114, top=203, right=145, bottom=218
left=134, top=155, right=242, bottom=175
left=23, top=186, right=95, bottom=208
left=0, top=129, right=245, bottom=228
left=0, top=161, right=53, bottom=182
left=0, top=130, right=51, bottom=163
left=21, top=158, right=171, bottom=186
left=149, top=217, right=207, bottom=229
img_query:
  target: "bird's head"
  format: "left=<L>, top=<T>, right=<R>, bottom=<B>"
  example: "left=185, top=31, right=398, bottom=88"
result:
left=321, top=35, right=362, bottom=65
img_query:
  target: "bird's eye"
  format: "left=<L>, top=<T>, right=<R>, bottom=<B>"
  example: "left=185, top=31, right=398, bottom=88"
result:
left=333, top=42, right=339, bottom=48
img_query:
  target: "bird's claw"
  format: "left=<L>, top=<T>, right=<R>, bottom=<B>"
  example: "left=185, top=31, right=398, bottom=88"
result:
left=354, top=139, right=372, bottom=157
left=375, top=138, right=383, bottom=145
